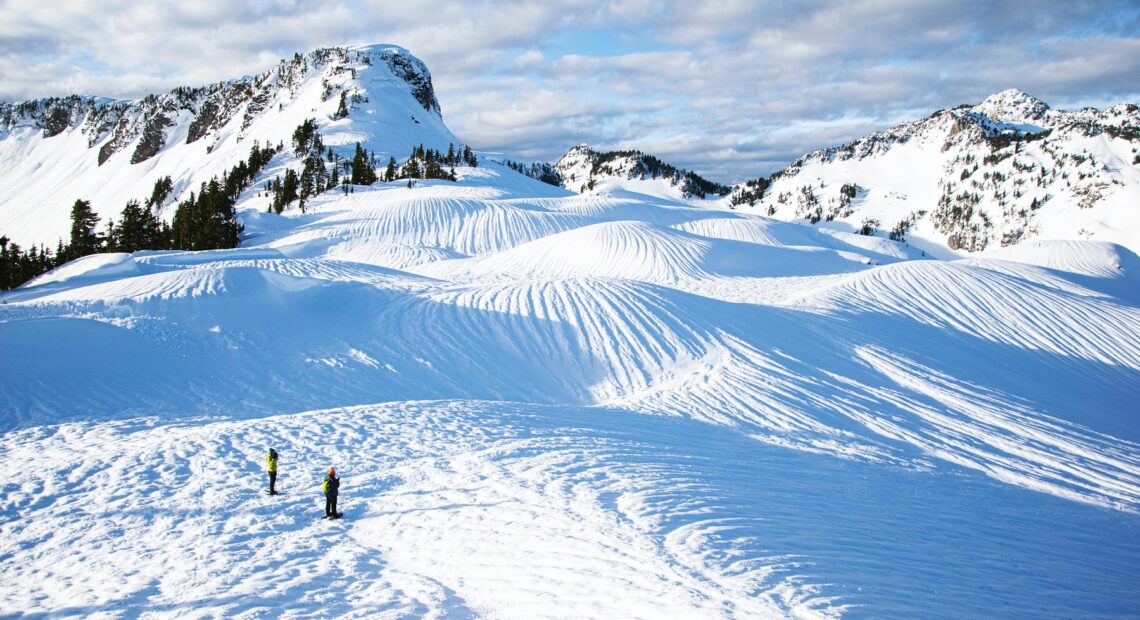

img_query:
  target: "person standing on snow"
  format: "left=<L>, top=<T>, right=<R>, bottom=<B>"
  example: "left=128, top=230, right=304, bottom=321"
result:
left=323, top=467, right=340, bottom=518
left=266, top=448, right=279, bottom=495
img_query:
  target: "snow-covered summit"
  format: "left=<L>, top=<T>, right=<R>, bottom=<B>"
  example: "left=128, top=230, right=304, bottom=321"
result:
left=0, top=44, right=458, bottom=246
left=554, top=143, right=730, bottom=200
left=973, top=88, right=1051, bottom=124
left=730, top=90, right=1140, bottom=256
left=554, top=144, right=602, bottom=190
left=342, top=43, right=443, bottom=118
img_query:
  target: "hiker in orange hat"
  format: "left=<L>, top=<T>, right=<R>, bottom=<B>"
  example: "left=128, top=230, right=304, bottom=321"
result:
left=322, top=467, right=341, bottom=519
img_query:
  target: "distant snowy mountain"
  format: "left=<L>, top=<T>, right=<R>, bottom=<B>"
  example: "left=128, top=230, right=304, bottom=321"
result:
left=554, top=144, right=731, bottom=200
left=0, top=44, right=458, bottom=246
left=730, top=89, right=1140, bottom=256
left=493, top=145, right=733, bottom=201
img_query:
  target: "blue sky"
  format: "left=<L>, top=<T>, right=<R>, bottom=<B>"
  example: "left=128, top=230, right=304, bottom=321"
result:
left=1, top=0, right=1138, bottom=183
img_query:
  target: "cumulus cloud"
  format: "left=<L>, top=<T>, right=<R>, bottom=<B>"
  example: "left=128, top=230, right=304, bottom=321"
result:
left=1, top=0, right=1137, bottom=182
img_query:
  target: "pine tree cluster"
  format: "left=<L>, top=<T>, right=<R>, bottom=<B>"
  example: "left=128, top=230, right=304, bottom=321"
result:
left=107, top=199, right=169, bottom=253
left=269, top=119, right=339, bottom=213
left=0, top=236, right=57, bottom=290
left=292, top=119, right=322, bottom=157
left=503, top=160, right=561, bottom=186
left=350, top=142, right=378, bottom=185
left=729, top=177, right=771, bottom=208
left=391, top=143, right=476, bottom=182
left=170, top=179, right=243, bottom=251
left=176, top=141, right=279, bottom=247
left=1, top=142, right=279, bottom=290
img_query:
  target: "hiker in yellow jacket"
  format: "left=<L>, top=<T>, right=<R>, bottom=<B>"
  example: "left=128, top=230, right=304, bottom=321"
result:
left=266, top=448, right=279, bottom=495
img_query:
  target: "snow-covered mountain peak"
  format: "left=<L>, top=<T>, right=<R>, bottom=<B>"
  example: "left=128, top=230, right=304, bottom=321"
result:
left=0, top=44, right=458, bottom=245
left=733, top=90, right=1140, bottom=256
left=973, top=88, right=1051, bottom=124
left=554, top=143, right=595, bottom=186
left=553, top=143, right=730, bottom=200
left=341, top=43, right=442, bottom=118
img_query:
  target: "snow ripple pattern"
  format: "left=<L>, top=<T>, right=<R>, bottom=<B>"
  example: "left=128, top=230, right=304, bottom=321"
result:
left=808, top=260, right=1140, bottom=370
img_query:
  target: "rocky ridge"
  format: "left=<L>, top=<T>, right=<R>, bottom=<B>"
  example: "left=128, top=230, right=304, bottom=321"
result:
left=0, top=45, right=442, bottom=168
left=734, top=89, right=1140, bottom=254
left=554, top=144, right=732, bottom=199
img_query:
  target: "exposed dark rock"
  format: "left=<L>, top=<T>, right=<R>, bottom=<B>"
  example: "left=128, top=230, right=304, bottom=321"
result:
left=130, top=113, right=173, bottom=164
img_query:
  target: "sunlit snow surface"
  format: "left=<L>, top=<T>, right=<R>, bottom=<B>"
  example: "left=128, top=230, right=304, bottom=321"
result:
left=2, top=165, right=1138, bottom=618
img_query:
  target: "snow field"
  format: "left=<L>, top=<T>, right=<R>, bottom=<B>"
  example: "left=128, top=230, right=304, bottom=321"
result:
left=2, top=168, right=1140, bottom=617
left=3, top=401, right=1137, bottom=618
left=0, top=403, right=820, bottom=618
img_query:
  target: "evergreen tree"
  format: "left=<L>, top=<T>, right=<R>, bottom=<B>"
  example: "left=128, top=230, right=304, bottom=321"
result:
left=299, top=160, right=316, bottom=202
left=424, top=148, right=443, bottom=179
left=0, top=235, right=13, bottom=290
left=113, top=199, right=167, bottom=252
left=171, top=192, right=195, bottom=249
left=350, top=143, right=377, bottom=185
left=292, top=118, right=320, bottom=156
left=102, top=218, right=116, bottom=251
left=385, top=157, right=397, bottom=182
left=334, top=91, right=349, bottom=119
left=147, top=176, right=174, bottom=211
left=273, top=169, right=299, bottom=213
left=68, top=199, right=101, bottom=260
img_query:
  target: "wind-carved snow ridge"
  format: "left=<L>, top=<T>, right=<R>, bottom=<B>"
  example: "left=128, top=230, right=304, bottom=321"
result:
left=855, top=346, right=1140, bottom=512
left=2, top=75, right=1140, bottom=617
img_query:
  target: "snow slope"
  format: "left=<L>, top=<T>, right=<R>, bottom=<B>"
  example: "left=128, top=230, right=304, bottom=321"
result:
left=2, top=160, right=1139, bottom=618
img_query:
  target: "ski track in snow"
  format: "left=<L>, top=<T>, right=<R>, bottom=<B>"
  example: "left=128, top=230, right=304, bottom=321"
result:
left=2, top=169, right=1140, bottom=617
